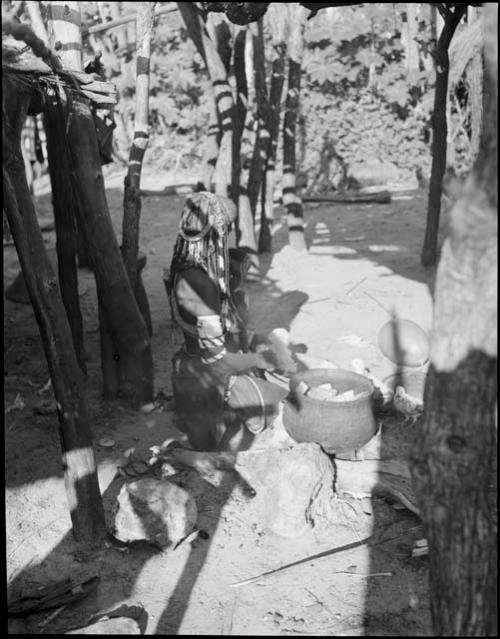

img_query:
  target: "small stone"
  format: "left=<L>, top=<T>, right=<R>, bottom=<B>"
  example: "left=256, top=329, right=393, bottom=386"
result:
left=141, top=403, right=156, bottom=414
left=113, top=478, right=197, bottom=548
left=98, top=436, right=115, bottom=448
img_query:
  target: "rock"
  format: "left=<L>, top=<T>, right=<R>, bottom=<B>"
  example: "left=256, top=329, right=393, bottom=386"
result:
left=347, top=161, right=400, bottom=188
left=113, top=478, right=197, bottom=548
left=237, top=443, right=335, bottom=538
left=66, top=617, right=140, bottom=634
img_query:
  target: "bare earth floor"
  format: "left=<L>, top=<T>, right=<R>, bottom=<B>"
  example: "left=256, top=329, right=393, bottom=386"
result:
left=4, top=168, right=444, bottom=635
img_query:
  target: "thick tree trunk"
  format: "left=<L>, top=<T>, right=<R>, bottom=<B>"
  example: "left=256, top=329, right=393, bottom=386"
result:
left=122, top=2, right=155, bottom=336
left=3, top=83, right=106, bottom=545
left=282, top=5, right=308, bottom=251
left=421, top=5, right=466, bottom=267
left=411, top=4, right=498, bottom=635
left=44, top=98, right=86, bottom=374
left=66, top=93, right=154, bottom=408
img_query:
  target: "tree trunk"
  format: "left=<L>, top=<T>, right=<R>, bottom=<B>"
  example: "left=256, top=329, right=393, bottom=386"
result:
left=3, top=82, right=106, bottom=546
left=283, top=5, right=308, bottom=251
left=44, top=97, right=86, bottom=374
left=46, top=1, right=83, bottom=70
left=122, top=2, right=155, bottom=334
left=410, top=3, right=497, bottom=635
left=421, top=5, right=466, bottom=267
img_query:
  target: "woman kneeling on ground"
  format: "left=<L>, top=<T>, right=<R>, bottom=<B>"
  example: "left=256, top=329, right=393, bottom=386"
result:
left=166, top=191, right=288, bottom=452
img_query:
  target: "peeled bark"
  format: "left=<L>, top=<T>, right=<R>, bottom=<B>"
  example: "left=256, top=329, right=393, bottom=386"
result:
left=411, top=3, right=497, bottom=635
left=3, top=82, right=105, bottom=545
left=421, top=4, right=466, bottom=267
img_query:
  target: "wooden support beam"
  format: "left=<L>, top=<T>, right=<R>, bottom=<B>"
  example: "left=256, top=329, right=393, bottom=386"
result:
left=44, top=96, right=86, bottom=374
left=122, top=3, right=156, bottom=338
left=66, top=91, right=154, bottom=407
left=3, top=80, right=106, bottom=545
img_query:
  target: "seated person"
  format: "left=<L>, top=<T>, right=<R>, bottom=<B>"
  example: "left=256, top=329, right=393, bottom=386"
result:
left=166, top=192, right=288, bottom=452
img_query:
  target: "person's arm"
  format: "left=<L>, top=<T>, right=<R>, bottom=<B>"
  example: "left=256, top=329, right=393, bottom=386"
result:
left=176, top=269, right=278, bottom=373
left=218, top=348, right=278, bottom=376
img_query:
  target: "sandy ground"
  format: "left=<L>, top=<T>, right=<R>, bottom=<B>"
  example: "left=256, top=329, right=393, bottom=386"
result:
left=4, top=167, right=443, bottom=635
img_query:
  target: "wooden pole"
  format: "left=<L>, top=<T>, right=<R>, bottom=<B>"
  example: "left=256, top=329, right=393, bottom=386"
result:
left=66, top=91, right=154, bottom=407
left=3, top=81, right=106, bottom=545
left=420, top=4, right=466, bottom=267
left=86, top=4, right=177, bottom=35
left=282, top=4, right=308, bottom=251
left=259, top=4, right=287, bottom=253
left=178, top=3, right=235, bottom=200
left=122, top=2, right=155, bottom=339
left=44, top=1, right=154, bottom=405
left=46, top=1, right=83, bottom=71
left=43, top=95, right=86, bottom=374
left=247, top=19, right=268, bottom=220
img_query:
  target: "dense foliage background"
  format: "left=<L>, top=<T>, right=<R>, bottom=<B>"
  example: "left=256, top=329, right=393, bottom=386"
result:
left=14, top=1, right=480, bottom=190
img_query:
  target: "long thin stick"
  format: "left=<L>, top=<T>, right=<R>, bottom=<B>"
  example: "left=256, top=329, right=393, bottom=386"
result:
left=229, top=528, right=415, bottom=588
left=363, top=290, right=392, bottom=316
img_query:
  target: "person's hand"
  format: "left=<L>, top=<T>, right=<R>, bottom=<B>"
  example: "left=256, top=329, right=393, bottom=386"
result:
left=255, top=349, right=279, bottom=372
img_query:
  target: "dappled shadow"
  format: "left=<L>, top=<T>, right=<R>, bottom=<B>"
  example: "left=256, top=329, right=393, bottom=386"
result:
left=5, top=186, right=434, bottom=634
left=275, top=192, right=439, bottom=292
